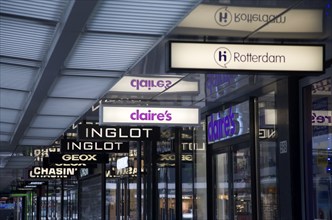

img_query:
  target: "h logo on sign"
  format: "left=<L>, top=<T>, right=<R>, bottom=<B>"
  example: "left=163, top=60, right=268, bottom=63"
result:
left=214, top=47, right=232, bottom=68
left=215, top=7, right=232, bottom=26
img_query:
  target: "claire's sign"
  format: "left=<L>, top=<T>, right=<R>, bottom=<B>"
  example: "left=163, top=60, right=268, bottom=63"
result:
left=170, top=42, right=324, bottom=72
left=100, top=106, right=200, bottom=126
left=207, top=101, right=250, bottom=144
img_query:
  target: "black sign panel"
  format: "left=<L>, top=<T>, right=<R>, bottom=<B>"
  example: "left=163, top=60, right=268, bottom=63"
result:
left=48, top=153, right=109, bottom=164
left=77, top=125, right=160, bottom=141
left=60, top=140, right=129, bottom=153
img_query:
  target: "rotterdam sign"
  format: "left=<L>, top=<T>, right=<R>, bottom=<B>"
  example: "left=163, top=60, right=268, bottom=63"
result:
left=170, top=42, right=324, bottom=72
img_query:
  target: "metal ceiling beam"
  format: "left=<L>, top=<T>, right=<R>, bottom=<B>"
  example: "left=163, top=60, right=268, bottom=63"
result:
left=10, top=0, right=100, bottom=147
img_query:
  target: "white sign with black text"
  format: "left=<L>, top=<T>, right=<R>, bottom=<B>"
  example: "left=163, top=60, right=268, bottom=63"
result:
left=170, top=42, right=324, bottom=72
left=179, top=5, right=323, bottom=33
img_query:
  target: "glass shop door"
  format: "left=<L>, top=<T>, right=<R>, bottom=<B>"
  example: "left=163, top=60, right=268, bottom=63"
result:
left=214, top=142, right=252, bottom=220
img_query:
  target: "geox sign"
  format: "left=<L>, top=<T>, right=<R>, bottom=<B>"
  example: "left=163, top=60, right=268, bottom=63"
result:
left=28, top=166, right=78, bottom=179
left=48, top=153, right=109, bottom=164
left=60, top=140, right=129, bottom=153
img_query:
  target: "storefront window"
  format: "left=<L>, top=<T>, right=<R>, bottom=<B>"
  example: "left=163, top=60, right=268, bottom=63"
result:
left=258, top=92, right=278, bottom=220
left=304, top=77, right=332, bottom=220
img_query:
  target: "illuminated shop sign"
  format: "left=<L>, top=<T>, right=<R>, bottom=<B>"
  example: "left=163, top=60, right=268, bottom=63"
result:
left=78, top=125, right=159, bottom=141
left=100, top=105, right=200, bottom=126
left=312, top=110, right=332, bottom=126
left=170, top=42, right=324, bottom=72
left=48, top=153, right=109, bottom=164
left=178, top=5, right=323, bottom=33
left=60, top=140, right=129, bottom=153
left=28, top=166, right=78, bottom=179
left=110, top=75, right=199, bottom=94
left=207, top=101, right=250, bottom=144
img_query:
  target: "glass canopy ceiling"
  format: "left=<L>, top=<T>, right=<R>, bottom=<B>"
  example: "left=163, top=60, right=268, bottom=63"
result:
left=0, top=0, right=202, bottom=147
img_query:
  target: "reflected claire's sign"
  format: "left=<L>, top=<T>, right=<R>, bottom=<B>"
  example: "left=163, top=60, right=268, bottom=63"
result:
left=100, top=106, right=200, bottom=126
left=312, top=110, right=332, bottom=126
left=109, top=76, right=199, bottom=93
left=207, top=101, right=250, bottom=144
left=170, top=42, right=324, bottom=72
left=179, top=5, right=323, bottom=33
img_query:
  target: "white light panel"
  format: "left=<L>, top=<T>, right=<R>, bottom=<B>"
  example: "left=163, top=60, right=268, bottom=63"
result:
left=0, top=0, right=68, bottom=22
left=0, top=64, right=37, bottom=91
left=30, top=115, right=77, bottom=128
left=49, top=76, right=118, bottom=99
left=65, top=33, right=158, bottom=71
left=38, top=98, right=95, bottom=116
left=0, top=123, right=15, bottom=133
left=0, top=17, right=55, bottom=61
left=87, top=0, right=201, bottom=35
left=0, top=109, right=20, bottom=124
left=25, top=128, right=64, bottom=138
left=0, top=89, right=29, bottom=110
left=19, top=138, right=55, bottom=146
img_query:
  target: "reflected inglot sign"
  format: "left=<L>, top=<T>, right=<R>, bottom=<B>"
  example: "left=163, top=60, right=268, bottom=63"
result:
left=170, top=42, right=324, bottom=73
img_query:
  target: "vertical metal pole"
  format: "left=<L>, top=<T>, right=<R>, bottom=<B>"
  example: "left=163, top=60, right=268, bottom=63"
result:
left=61, top=179, right=64, bottom=220
left=151, top=140, right=158, bottom=220
left=102, top=163, right=106, bottom=220
left=137, top=141, right=142, bottom=220
left=144, top=141, right=152, bottom=220
left=46, top=183, right=48, bottom=220
left=116, top=179, right=120, bottom=220
left=36, top=187, right=41, bottom=220
left=175, top=127, right=182, bottom=220
left=249, top=97, right=260, bottom=220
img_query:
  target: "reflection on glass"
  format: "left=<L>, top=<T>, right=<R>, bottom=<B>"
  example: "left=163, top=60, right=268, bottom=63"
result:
left=310, top=77, right=332, bottom=220
left=215, top=153, right=229, bottom=220
left=233, top=148, right=252, bottom=220
left=259, top=92, right=278, bottom=220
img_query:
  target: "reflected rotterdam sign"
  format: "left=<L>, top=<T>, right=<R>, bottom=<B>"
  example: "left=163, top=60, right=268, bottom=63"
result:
left=178, top=5, right=323, bottom=33
left=170, top=42, right=324, bottom=72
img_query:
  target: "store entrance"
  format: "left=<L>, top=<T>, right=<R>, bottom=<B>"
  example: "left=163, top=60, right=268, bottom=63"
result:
left=213, top=141, right=252, bottom=220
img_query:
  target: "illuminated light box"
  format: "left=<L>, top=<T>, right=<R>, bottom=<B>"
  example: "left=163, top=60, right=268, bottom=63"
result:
left=170, top=42, right=324, bottom=72
left=178, top=4, right=323, bottom=33
left=100, top=105, right=200, bottom=126
left=110, top=75, right=199, bottom=93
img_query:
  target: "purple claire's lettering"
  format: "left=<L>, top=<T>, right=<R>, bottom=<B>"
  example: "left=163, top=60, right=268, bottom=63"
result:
left=208, top=107, right=240, bottom=142
left=130, top=109, right=172, bottom=121
left=130, top=79, right=172, bottom=90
